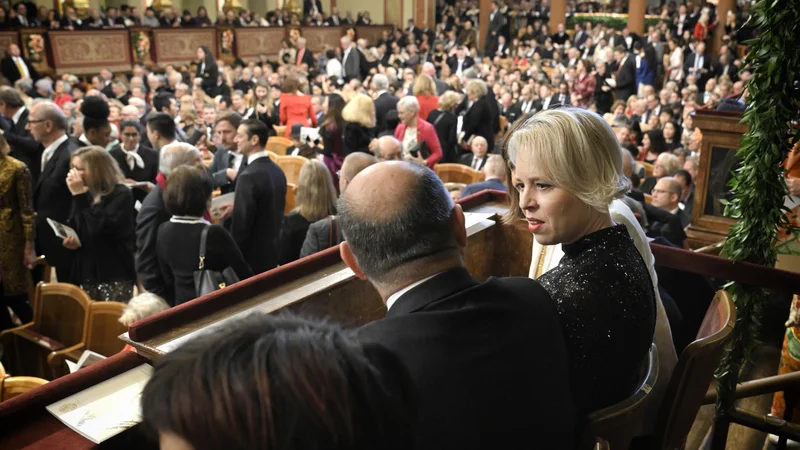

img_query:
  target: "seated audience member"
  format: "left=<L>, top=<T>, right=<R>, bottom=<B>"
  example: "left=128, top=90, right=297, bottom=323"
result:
left=674, top=168, right=695, bottom=218
left=135, top=143, right=203, bottom=298
left=109, top=120, right=158, bottom=205
left=286, top=123, right=318, bottom=159
left=119, top=292, right=170, bottom=327
left=340, top=161, right=575, bottom=447
left=142, top=313, right=415, bottom=450
left=230, top=119, right=286, bottom=274
left=460, top=154, right=507, bottom=198
left=651, top=176, right=692, bottom=228
left=0, top=43, right=39, bottom=85
left=459, top=135, right=489, bottom=170
left=342, top=93, right=377, bottom=155
left=279, top=160, right=337, bottom=264
left=639, top=128, right=668, bottom=164
left=394, top=96, right=443, bottom=168
left=64, top=147, right=136, bottom=300
left=639, top=151, right=681, bottom=194
left=156, top=165, right=252, bottom=305
left=373, top=135, right=404, bottom=161
left=79, top=96, right=113, bottom=148
left=300, top=152, right=376, bottom=258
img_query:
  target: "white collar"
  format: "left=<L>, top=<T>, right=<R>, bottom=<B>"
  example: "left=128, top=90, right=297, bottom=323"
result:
left=79, top=134, right=92, bottom=146
left=386, top=272, right=443, bottom=311
left=376, top=90, right=388, bottom=97
left=122, top=143, right=139, bottom=153
left=42, top=133, right=69, bottom=160
left=670, top=206, right=681, bottom=215
left=158, top=140, right=178, bottom=151
left=11, top=106, right=25, bottom=124
left=170, top=215, right=210, bottom=224
left=247, top=150, right=269, bottom=164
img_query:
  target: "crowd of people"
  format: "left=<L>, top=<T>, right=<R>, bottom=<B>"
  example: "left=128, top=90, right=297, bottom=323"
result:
left=0, top=0, right=769, bottom=447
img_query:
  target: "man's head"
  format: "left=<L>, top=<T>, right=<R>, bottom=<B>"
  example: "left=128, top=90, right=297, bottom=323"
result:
left=646, top=93, right=659, bottom=110
left=421, top=62, right=436, bottom=78
left=695, top=42, right=706, bottom=55
left=27, top=101, right=67, bottom=145
left=121, top=105, right=139, bottom=121
left=0, top=85, right=25, bottom=116
left=146, top=112, right=177, bottom=149
left=154, top=92, right=179, bottom=118
left=235, top=119, right=270, bottom=156
left=483, top=154, right=505, bottom=181
left=338, top=162, right=466, bottom=298
left=7, top=43, right=20, bottom=58
left=339, top=152, right=377, bottom=193
left=651, top=176, right=682, bottom=211
left=159, top=142, right=202, bottom=177
left=374, top=136, right=403, bottom=162
left=214, top=112, right=242, bottom=151
left=674, top=169, right=693, bottom=202
left=471, top=136, right=488, bottom=158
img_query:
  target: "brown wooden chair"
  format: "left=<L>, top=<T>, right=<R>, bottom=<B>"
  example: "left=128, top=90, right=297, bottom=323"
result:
left=642, top=162, right=654, bottom=178
left=285, top=183, right=298, bottom=214
left=0, top=362, right=6, bottom=379
left=27, top=256, right=50, bottom=309
left=267, top=150, right=279, bottom=161
left=435, top=163, right=485, bottom=185
left=57, top=302, right=127, bottom=364
left=267, top=136, right=293, bottom=156
left=0, top=283, right=91, bottom=380
left=652, top=290, right=736, bottom=450
left=277, top=155, right=308, bottom=185
left=274, top=125, right=286, bottom=137
left=0, top=376, right=48, bottom=402
left=584, top=344, right=659, bottom=449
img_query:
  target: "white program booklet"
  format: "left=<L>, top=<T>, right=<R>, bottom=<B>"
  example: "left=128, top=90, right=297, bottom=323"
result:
left=67, top=350, right=107, bottom=373
left=47, top=218, right=82, bottom=247
left=46, top=364, right=153, bottom=444
left=463, top=212, right=495, bottom=230
left=210, top=192, right=235, bottom=219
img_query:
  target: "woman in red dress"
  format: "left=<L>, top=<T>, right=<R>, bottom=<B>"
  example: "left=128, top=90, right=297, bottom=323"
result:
left=570, top=59, right=597, bottom=108
left=279, top=76, right=317, bottom=138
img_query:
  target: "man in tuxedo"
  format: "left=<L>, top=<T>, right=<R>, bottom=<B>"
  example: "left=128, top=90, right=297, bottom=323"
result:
left=372, top=74, right=399, bottom=135
left=406, top=19, right=423, bottom=44
left=614, top=46, right=637, bottom=102
left=152, top=92, right=188, bottom=142
left=674, top=169, right=695, bottom=220
left=135, top=143, right=202, bottom=297
left=207, top=112, right=243, bottom=195
left=145, top=112, right=179, bottom=155
left=339, top=161, right=576, bottom=448
left=303, top=0, right=323, bottom=18
left=340, top=36, right=367, bottom=82
left=295, top=37, right=315, bottom=68
left=1, top=43, right=39, bottom=85
left=534, top=84, right=556, bottom=111
left=326, top=6, right=342, bottom=26
left=652, top=177, right=692, bottom=229
left=551, top=22, right=568, bottom=47
left=230, top=120, right=286, bottom=275
left=684, top=42, right=711, bottom=92
left=447, top=46, right=474, bottom=78
left=551, top=82, right=571, bottom=108
left=572, top=22, right=588, bottom=49
left=300, top=152, right=377, bottom=258
left=499, top=93, right=516, bottom=122
left=511, top=85, right=537, bottom=117
left=28, top=102, right=80, bottom=279
left=460, top=155, right=507, bottom=198
left=485, top=1, right=506, bottom=55
left=10, top=3, right=33, bottom=27
left=712, top=53, right=738, bottom=81
left=674, top=4, right=689, bottom=37
left=621, top=27, right=640, bottom=51
left=0, top=87, right=40, bottom=183
left=458, top=136, right=489, bottom=170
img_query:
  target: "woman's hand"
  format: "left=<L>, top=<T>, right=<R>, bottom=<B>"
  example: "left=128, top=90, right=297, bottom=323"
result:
left=23, top=241, right=37, bottom=269
left=62, top=236, right=80, bottom=250
left=410, top=152, right=426, bottom=164
left=66, top=169, right=88, bottom=196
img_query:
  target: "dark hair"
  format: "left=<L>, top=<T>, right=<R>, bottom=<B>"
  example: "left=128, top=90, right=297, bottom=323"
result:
left=142, top=313, right=415, bottom=450
left=0, top=86, right=24, bottom=108
left=120, top=119, right=141, bottom=133
left=146, top=112, right=176, bottom=140
left=644, top=129, right=668, bottom=154
left=384, top=109, right=399, bottom=131
left=163, top=165, right=212, bottom=216
left=322, top=93, right=345, bottom=130
left=81, top=96, right=110, bottom=132
left=198, top=45, right=215, bottom=68
left=674, top=168, right=692, bottom=186
left=153, top=92, right=175, bottom=114
left=281, top=76, right=301, bottom=94
left=215, top=111, right=242, bottom=129
left=240, top=119, right=270, bottom=147
left=338, top=163, right=457, bottom=284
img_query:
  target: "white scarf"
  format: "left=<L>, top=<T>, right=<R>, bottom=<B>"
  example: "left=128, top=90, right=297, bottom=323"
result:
left=122, top=148, right=144, bottom=170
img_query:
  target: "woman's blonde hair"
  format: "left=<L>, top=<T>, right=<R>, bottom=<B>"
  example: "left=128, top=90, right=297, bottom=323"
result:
left=503, top=108, right=630, bottom=222
left=341, top=93, right=376, bottom=128
left=119, top=293, right=170, bottom=327
left=466, top=79, right=488, bottom=99
left=438, top=91, right=461, bottom=112
left=413, top=73, right=436, bottom=97
left=655, top=152, right=681, bottom=176
left=295, top=160, right=337, bottom=222
left=72, top=146, right=124, bottom=197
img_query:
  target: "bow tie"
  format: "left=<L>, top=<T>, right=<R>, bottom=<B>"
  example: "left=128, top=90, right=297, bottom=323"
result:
left=122, top=149, right=144, bottom=171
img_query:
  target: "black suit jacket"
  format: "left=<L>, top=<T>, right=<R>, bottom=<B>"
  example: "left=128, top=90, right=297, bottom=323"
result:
left=550, top=92, right=571, bottom=108
left=684, top=52, right=711, bottom=89
left=9, top=16, right=32, bottom=28
left=446, top=56, right=475, bottom=74
left=357, top=268, right=575, bottom=449
left=427, top=110, right=458, bottom=163
left=109, top=144, right=159, bottom=204
left=230, top=156, right=286, bottom=274
left=207, top=147, right=239, bottom=194
left=1, top=55, right=39, bottom=84
left=3, top=108, right=43, bottom=184
left=135, top=184, right=171, bottom=297
left=644, top=203, right=687, bottom=247
left=297, top=48, right=315, bottom=68
left=34, top=136, right=81, bottom=273
left=459, top=153, right=488, bottom=170
left=374, top=92, right=399, bottom=134
left=615, top=55, right=637, bottom=102
left=303, top=0, right=323, bottom=16
left=462, top=97, right=496, bottom=153
left=196, top=61, right=219, bottom=97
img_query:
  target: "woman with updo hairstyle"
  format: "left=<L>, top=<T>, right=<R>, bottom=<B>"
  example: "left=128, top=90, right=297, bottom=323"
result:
left=142, top=313, right=415, bottom=450
left=79, top=96, right=112, bottom=148
left=63, top=146, right=136, bottom=301
left=504, top=108, right=656, bottom=414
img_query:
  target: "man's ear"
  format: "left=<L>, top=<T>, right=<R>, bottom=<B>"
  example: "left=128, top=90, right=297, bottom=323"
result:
left=340, top=241, right=367, bottom=280
left=451, top=203, right=467, bottom=248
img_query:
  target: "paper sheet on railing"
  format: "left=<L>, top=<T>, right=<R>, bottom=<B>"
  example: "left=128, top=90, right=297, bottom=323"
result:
left=463, top=212, right=495, bottom=230
left=46, top=364, right=152, bottom=444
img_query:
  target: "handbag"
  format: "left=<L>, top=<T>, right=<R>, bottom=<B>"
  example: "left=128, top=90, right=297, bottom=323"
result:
left=193, top=226, right=240, bottom=297
left=409, top=140, right=431, bottom=159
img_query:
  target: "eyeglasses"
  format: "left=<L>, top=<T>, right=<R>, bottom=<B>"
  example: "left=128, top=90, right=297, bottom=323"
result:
left=122, top=132, right=139, bottom=137
left=651, top=189, right=676, bottom=196
left=27, top=119, right=47, bottom=124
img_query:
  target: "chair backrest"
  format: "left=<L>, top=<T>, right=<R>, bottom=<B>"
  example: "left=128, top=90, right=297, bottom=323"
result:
left=267, top=136, right=293, bottom=156
left=85, top=302, right=127, bottom=357
left=585, top=344, right=659, bottom=449
left=0, top=376, right=48, bottom=402
left=285, top=183, right=298, bottom=214
left=33, top=283, right=91, bottom=349
left=28, top=256, right=51, bottom=312
left=644, top=193, right=653, bottom=204
left=435, top=163, right=485, bottom=185
left=273, top=125, right=286, bottom=137
left=0, top=362, right=6, bottom=379
left=267, top=150, right=279, bottom=161
left=277, top=155, right=308, bottom=185
left=653, top=290, right=736, bottom=450
left=642, top=162, right=655, bottom=178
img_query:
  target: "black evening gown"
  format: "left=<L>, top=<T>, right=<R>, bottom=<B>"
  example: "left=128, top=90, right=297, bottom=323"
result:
left=538, top=224, right=656, bottom=414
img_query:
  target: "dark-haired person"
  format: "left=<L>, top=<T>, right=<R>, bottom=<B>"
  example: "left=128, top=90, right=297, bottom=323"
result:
left=142, top=313, right=415, bottom=450
left=638, top=128, right=669, bottom=164
left=79, top=96, right=112, bottom=147
left=146, top=112, right=178, bottom=153
left=155, top=164, right=252, bottom=305
left=153, top=92, right=187, bottom=141
left=109, top=120, right=158, bottom=205
left=230, top=120, right=286, bottom=274
left=195, top=46, right=218, bottom=98
left=62, top=147, right=136, bottom=300
left=0, top=86, right=40, bottom=183
left=318, top=93, right=345, bottom=183
left=339, top=161, right=576, bottom=448
left=206, top=112, right=242, bottom=195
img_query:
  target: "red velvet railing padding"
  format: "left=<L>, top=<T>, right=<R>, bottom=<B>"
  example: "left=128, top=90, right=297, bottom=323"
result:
left=128, top=243, right=344, bottom=342
left=650, top=243, right=800, bottom=293
left=456, top=189, right=509, bottom=211
left=0, top=351, right=148, bottom=450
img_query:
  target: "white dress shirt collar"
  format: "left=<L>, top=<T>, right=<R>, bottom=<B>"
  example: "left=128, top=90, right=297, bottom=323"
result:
left=78, top=134, right=92, bottom=147
left=247, top=150, right=269, bottom=165
left=11, top=106, right=25, bottom=125
left=386, top=272, right=444, bottom=311
left=41, top=133, right=69, bottom=169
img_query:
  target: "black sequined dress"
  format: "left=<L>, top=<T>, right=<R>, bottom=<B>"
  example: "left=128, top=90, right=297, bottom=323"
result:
left=539, top=224, right=656, bottom=414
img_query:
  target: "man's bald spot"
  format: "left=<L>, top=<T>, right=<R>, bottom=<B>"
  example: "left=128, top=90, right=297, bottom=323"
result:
left=341, top=152, right=377, bottom=182
left=657, top=176, right=682, bottom=195
left=344, top=161, right=439, bottom=222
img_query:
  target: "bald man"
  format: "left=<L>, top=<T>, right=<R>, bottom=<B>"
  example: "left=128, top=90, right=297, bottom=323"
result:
left=651, top=176, right=691, bottom=228
left=299, top=152, right=377, bottom=258
left=421, top=62, right=449, bottom=95
left=340, top=161, right=575, bottom=449
left=374, top=135, right=403, bottom=161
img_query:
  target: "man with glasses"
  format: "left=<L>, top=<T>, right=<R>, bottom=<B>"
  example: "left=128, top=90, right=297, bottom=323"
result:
left=645, top=176, right=689, bottom=247
left=207, top=112, right=243, bottom=196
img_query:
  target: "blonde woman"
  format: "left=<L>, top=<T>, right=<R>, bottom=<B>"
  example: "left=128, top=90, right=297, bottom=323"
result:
left=278, top=160, right=337, bottom=264
left=341, top=93, right=376, bottom=155
left=426, top=90, right=461, bottom=162
left=412, top=73, right=439, bottom=121
left=63, top=146, right=136, bottom=300
left=504, top=108, right=656, bottom=415
left=251, top=81, right=277, bottom=134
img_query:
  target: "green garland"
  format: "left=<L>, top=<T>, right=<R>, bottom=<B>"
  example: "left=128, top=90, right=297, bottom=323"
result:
left=716, top=0, right=800, bottom=435
left=566, top=14, right=671, bottom=31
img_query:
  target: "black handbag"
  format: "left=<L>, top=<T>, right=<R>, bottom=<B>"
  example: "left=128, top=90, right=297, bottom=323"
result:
left=409, top=140, right=431, bottom=159
left=193, top=226, right=240, bottom=297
